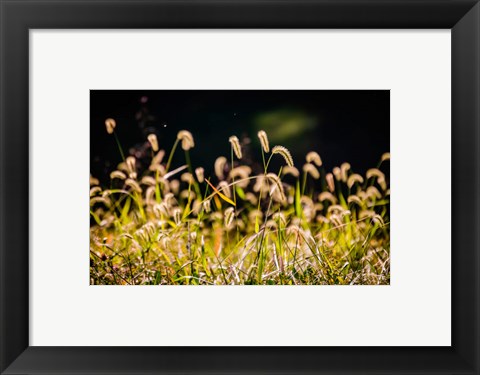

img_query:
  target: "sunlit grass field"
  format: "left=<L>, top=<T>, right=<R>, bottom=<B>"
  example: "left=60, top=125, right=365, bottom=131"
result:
left=90, top=120, right=390, bottom=285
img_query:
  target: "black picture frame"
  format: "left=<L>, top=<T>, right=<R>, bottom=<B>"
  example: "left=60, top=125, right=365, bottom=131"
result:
left=1, top=0, right=479, bottom=374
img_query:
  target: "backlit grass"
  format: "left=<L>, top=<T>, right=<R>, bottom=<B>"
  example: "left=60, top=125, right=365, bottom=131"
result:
left=90, top=123, right=390, bottom=285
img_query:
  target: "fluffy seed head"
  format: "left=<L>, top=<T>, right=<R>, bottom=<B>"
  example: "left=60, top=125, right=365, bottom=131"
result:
left=147, top=134, right=159, bottom=152
left=377, top=176, right=387, bottom=191
left=214, top=156, right=227, bottom=179
left=257, top=130, right=270, bottom=153
left=164, top=193, right=176, bottom=207
left=366, top=186, right=382, bottom=200
left=153, top=203, right=170, bottom=218
left=316, top=215, right=329, bottom=225
left=90, top=186, right=102, bottom=197
left=195, top=167, right=205, bottom=183
left=181, top=172, right=194, bottom=185
left=126, top=156, right=136, bottom=174
left=140, top=176, right=156, bottom=186
left=282, top=166, right=300, bottom=178
left=117, top=162, right=129, bottom=173
left=330, top=214, right=344, bottom=227
left=151, top=150, right=165, bottom=166
left=314, top=203, right=324, bottom=212
left=286, top=225, right=307, bottom=242
left=301, top=196, right=316, bottom=221
left=217, top=181, right=232, bottom=198
left=203, top=199, right=211, bottom=213
left=229, top=136, right=242, bottom=159
left=253, top=175, right=268, bottom=193
left=245, top=192, right=258, bottom=205
left=229, top=166, right=252, bottom=180
left=149, top=163, right=166, bottom=176
left=145, top=186, right=156, bottom=205
left=234, top=219, right=245, bottom=231
left=173, top=208, right=182, bottom=225
left=159, top=235, right=171, bottom=249
left=372, top=214, right=385, bottom=226
left=326, top=173, right=335, bottom=192
left=110, top=170, right=126, bottom=180
left=340, top=163, right=351, bottom=182
left=194, top=199, right=206, bottom=214
left=359, top=209, right=376, bottom=220
left=272, top=145, right=294, bottom=167
left=177, top=130, right=195, bottom=150
left=180, top=190, right=196, bottom=200
left=224, top=207, right=235, bottom=229
left=210, top=212, right=223, bottom=222
left=366, top=168, right=385, bottom=180
left=347, top=195, right=363, bottom=206
left=170, top=180, right=180, bottom=194
left=90, top=196, right=111, bottom=207
left=347, top=174, right=364, bottom=188
left=318, top=191, right=338, bottom=204
left=143, top=222, right=156, bottom=238
left=328, top=204, right=348, bottom=215
left=125, top=178, right=142, bottom=193
left=265, top=220, right=278, bottom=230
left=306, top=151, right=322, bottom=167
left=381, top=152, right=391, bottom=162
left=105, top=118, right=116, bottom=134
left=303, top=163, right=320, bottom=179
left=333, top=167, right=342, bottom=181
left=266, top=173, right=286, bottom=202
left=134, top=229, right=149, bottom=244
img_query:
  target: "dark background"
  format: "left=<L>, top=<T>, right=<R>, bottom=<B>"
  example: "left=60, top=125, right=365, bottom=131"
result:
left=90, top=90, right=389, bottom=183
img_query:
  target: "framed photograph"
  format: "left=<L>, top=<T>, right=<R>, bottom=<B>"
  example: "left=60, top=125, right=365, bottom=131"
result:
left=1, top=0, right=479, bottom=374
left=89, top=89, right=390, bottom=287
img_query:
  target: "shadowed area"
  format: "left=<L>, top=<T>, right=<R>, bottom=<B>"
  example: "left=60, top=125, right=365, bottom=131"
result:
left=91, top=90, right=389, bottom=183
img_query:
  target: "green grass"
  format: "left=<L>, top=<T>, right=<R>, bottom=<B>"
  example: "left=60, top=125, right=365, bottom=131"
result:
left=90, top=129, right=390, bottom=285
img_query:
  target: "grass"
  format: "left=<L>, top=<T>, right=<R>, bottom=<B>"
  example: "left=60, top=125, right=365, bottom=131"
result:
left=90, top=126, right=390, bottom=285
